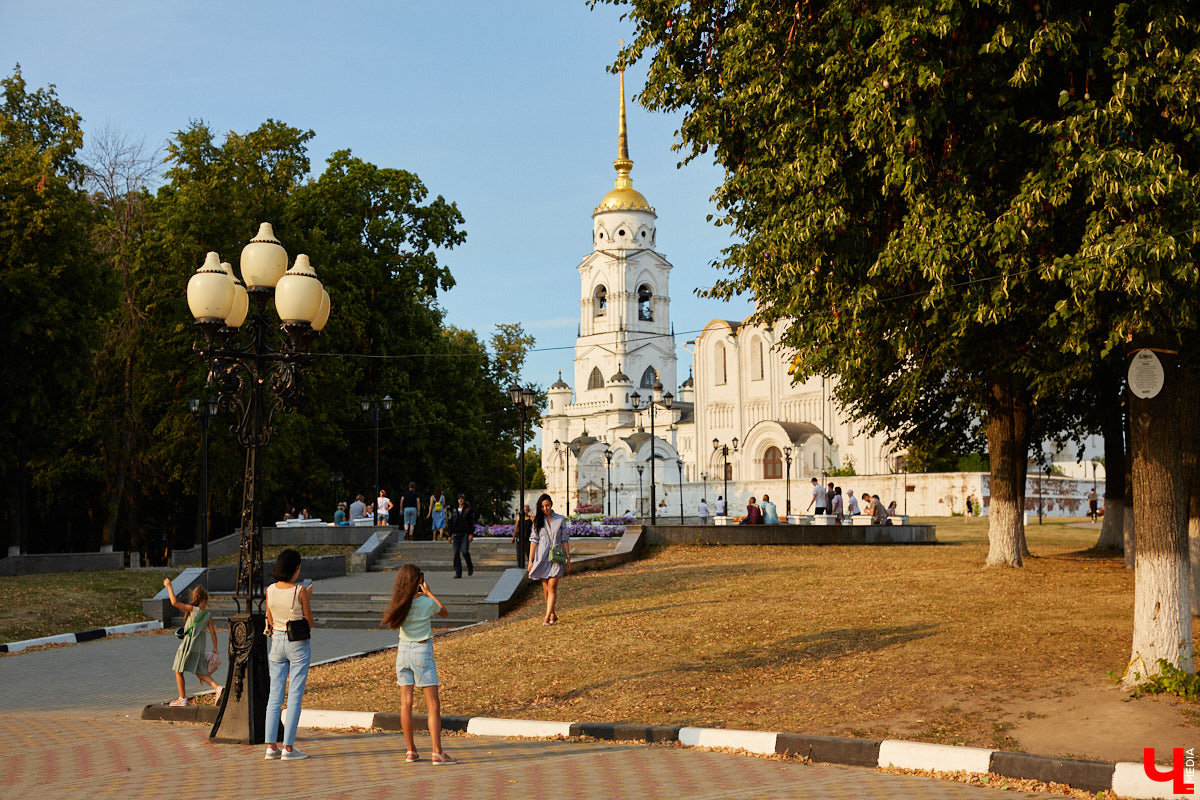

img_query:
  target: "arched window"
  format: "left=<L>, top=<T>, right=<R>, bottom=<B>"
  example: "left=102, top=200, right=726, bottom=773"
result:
left=588, top=366, right=605, bottom=390
left=714, top=343, right=727, bottom=385
left=638, top=284, right=653, bottom=320
left=593, top=285, right=607, bottom=316
left=763, top=446, right=782, bottom=479
left=639, top=366, right=657, bottom=388
left=752, top=338, right=764, bottom=380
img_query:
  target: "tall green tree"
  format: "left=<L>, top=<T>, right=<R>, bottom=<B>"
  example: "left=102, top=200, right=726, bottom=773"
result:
left=0, top=67, right=106, bottom=554
left=605, top=0, right=1198, bottom=674
left=604, top=0, right=1115, bottom=567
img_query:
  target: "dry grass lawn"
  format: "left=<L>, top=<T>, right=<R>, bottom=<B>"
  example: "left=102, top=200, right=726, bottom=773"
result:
left=0, top=569, right=175, bottom=642
left=304, top=517, right=1200, bottom=761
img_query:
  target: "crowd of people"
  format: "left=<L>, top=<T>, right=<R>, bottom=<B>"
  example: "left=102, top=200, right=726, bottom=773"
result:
left=695, top=479, right=899, bottom=525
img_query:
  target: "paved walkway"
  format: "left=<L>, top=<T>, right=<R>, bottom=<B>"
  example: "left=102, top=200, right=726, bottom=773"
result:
left=1, top=710, right=1048, bottom=800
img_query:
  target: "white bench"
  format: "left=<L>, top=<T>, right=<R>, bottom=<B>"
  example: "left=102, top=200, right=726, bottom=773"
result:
left=713, top=515, right=732, bottom=526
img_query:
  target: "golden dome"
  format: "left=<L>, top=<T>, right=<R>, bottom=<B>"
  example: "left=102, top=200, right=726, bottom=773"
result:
left=595, top=186, right=653, bottom=213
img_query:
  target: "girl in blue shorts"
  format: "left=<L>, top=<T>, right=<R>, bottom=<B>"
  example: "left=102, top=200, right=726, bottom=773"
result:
left=383, top=564, right=456, bottom=764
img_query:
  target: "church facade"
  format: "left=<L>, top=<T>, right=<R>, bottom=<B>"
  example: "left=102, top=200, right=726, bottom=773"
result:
left=538, top=71, right=898, bottom=518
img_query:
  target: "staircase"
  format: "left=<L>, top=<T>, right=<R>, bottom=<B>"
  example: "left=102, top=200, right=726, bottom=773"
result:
left=169, top=535, right=624, bottom=630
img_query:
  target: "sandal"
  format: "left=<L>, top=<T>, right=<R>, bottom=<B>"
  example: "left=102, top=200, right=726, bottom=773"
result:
left=432, top=752, right=457, bottom=765
left=405, top=751, right=420, bottom=763
left=168, top=697, right=189, bottom=707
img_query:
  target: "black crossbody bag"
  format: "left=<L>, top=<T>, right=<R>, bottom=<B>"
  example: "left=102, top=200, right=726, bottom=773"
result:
left=284, top=585, right=311, bottom=641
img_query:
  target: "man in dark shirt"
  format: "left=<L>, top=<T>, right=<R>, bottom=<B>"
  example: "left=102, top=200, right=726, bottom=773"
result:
left=447, top=494, right=475, bottom=578
left=400, top=481, right=420, bottom=540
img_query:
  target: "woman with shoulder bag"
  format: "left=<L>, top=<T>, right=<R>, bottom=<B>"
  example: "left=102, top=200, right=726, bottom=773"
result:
left=263, top=548, right=314, bottom=761
left=527, top=493, right=570, bottom=626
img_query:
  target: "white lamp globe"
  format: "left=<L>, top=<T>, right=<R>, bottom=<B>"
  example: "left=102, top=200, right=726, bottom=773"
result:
left=275, top=254, right=324, bottom=324
left=187, top=251, right=235, bottom=322
left=221, top=262, right=249, bottom=328
left=239, top=222, right=288, bottom=290
left=312, top=289, right=331, bottom=332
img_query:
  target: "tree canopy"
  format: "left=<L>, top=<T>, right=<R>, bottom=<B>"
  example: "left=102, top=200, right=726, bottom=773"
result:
left=1, top=69, right=542, bottom=557
left=603, top=0, right=1200, bottom=566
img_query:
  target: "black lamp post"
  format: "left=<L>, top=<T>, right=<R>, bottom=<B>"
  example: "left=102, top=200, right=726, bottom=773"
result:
left=328, top=470, right=343, bottom=517
left=676, top=458, right=684, bottom=524
left=360, top=395, right=393, bottom=525
left=604, top=446, right=613, bottom=517
left=701, top=471, right=708, bottom=504
left=187, top=223, right=330, bottom=744
left=713, top=437, right=739, bottom=517
left=782, top=445, right=793, bottom=520
left=636, top=463, right=644, bottom=520
left=510, top=383, right=536, bottom=558
left=189, top=397, right=219, bottom=568
left=630, top=377, right=673, bottom=524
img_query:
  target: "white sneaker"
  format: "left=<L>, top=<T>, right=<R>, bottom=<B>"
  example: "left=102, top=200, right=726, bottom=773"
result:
left=264, top=747, right=282, bottom=760
left=281, top=748, right=308, bottom=761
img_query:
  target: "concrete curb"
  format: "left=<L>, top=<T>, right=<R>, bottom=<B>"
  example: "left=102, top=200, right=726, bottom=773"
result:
left=137, top=707, right=1181, bottom=799
left=0, top=620, right=162, bottom=653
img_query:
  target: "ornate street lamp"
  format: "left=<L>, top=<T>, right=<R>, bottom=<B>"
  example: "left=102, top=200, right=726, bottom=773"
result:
left=188, top=397, right=219, bottom=568
left=603, top=446, right=613, bottom=517
left=713, top=437, right=739, bottom=517
left=635, top=463, right=644, bottom=520
left=676, top=458, right=684, bottom=524
left=783, top=445, right=793, bottom=520
left=510, top=383, right=536, bottom=562
left=360, top=395, right=393, bottom=525
left=188, top=223, right=330, bottom=744
left=630, top=376, right=673, bottom=524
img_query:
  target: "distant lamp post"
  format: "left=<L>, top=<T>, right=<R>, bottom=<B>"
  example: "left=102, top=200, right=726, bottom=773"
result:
left=187, top=223, right=330, bottom=744
left=635, top=463, right=645, bottom=520
left=188, top=396, right=219, bottom=568
left=603, top=446, right=614, bottom=517
left=701, top=471, right=708, bottom=503
left=1091, top=458, right=1099, bottom=492
left=676, top=458, right=684, bottom=524
left=361, top=395, right=393, bottom=525
left=510, top=383, right=537, bottom=543
left=712, top=437, right=739, bottom=517
left=630, top=376, right=673, bottom=524
left=328, top=470, right=343, bottom=516
left=782, top=445, right=793, bottom=519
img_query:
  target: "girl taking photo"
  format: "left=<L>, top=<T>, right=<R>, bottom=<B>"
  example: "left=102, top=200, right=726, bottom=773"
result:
left=527, top=493, right=570, bottom=626
left=382, top=564, right=456, bottom=765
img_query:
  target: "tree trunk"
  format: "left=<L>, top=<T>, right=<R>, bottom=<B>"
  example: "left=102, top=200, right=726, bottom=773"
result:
left=985, top=375, right=1030, bottom=567
left=1124, top=343, right=1194, bottom=685
left=1124, top=406, right=1136, bottom=569
left=1191, top=493, right=1200, bottom=618
left=1095, top=379, right=1126, bottom=550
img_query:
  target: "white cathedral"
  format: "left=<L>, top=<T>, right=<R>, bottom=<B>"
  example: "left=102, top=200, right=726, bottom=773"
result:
left=537, top=70, right=900, bottom=519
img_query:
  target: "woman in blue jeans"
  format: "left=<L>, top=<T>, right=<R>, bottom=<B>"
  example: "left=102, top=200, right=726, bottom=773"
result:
left=263, top=549, right=314, bottom=761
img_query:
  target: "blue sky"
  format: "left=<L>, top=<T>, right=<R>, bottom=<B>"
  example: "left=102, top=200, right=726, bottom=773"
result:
left=2, top=0, right=751, bottom=391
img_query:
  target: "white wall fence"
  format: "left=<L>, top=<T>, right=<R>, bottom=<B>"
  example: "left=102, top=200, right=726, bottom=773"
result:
left=518, top=472, right=1106, bottom=520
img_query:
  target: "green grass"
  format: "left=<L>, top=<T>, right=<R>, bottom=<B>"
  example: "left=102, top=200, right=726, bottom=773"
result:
left=0, top=569, right=175, bottom=642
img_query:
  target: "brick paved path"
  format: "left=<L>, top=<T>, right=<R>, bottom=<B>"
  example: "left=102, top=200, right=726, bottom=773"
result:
left=0, top=711, right=1046, bottom=800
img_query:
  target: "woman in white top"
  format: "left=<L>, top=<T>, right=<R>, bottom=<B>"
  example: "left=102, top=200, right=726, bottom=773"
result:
left=263, top=548, right=313, bottom=761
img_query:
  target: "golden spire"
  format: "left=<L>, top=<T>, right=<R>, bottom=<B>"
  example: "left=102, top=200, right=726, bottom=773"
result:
left=614, top=45, right=634, bottom=191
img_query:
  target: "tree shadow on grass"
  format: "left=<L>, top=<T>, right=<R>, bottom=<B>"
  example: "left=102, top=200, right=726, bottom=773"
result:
left=510, top=622, right=941, bottom=717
